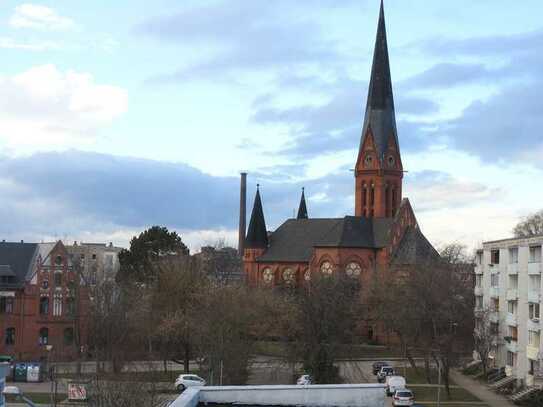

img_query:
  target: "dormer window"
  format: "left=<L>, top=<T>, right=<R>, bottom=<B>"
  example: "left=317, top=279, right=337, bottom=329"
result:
left=55, top=256, right=62, bottom=266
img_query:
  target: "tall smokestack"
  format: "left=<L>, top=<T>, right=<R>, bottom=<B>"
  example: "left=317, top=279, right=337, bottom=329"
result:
left=238, top=172, right=247, bottom=256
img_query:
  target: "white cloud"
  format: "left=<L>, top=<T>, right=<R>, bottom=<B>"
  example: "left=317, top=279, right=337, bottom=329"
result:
left=0, top=65, right=128, bottom=151
left=9, top=4, right=76, bottom=31
left=0, top=37, right=60, bottom=51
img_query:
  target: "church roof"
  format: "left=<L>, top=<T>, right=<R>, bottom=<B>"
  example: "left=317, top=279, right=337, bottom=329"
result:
left=297, top=188, right=308, bottom=220
left=392, top=226, right=440, bottom=265
left=245, top=187, right=268, bottom=249
left=258, top=217, right=393, bottom=262
left=360, top=0, right=399, bottom=163
left=0, top=242, right=38, bottom=288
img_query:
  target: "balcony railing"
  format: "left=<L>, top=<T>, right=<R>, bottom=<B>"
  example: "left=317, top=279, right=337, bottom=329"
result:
left=528, top=291, right=541, bottom=304
left=474, top=286, right=483, bottom=296
left=507, top=263, right=519, bottom=274
left=507, top=289, right=519, bottom=301
left=506, top=313, right=518, bottom=326
left=528, top=318, right=541, bottom=331
left=490, top=312, right=499, bottom=323
left=490, top=287, right=500, bottom=298
left=528, top=262, right=542, bottom=275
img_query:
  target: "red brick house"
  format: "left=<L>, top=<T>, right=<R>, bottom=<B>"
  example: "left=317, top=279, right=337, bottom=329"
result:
left=243, top=2, right=438, bottom=341
left=0, top=241, right=89, bottom=362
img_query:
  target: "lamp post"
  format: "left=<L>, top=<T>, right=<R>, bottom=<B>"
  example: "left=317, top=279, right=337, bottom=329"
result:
left=46, top=345, right=54, bottom=407
left=3, top=386, right=38, bottom=407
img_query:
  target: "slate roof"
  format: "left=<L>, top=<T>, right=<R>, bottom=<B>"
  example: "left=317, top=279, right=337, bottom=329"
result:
left=245, top=187, right=268, bottom=249
left=258, top=217, right=393, bottom=262
left=0, top=242, right=38, bottom=288
left=297, top=188, right=308, bottom=220
left=360, top=0, right=399, bottom=163
left=392, top=226, right=440, bottom=265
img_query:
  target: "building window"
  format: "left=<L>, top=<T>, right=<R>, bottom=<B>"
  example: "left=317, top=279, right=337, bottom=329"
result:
left=53, top=294, right=62, bottom=316
left=491, top=273, right=499, bottom=287
left=530, top=246, right=542, bottom=263
left=55, top=255, right=62, bottom=266
left=491, top=298, right=499, bottom=312
left=362, top=185, right=367, bottom=207
left=506, top=351, right=516, bottom=367
left=54, top=272, right=62, bottom=287
left=385, top=187, right=390, bottom=216
left=262, top=268, right=274, bottom=284
left=507, top=300, right=517, bottom=315
left=39, top=328, right=49, bottom=345
left=39, top=297, right=49, bottom=315
left=508, top=275, right=518, bottom=290
left=475, top=275, right=482, bottom=287
left=529, top=330, right=540, bottom=347
left=64, top=328, right=74, bottom=346
left=0, top=297, right=14, bottom=314
left=508, top=248, right=518, bottom=264
left=92, top=254, right=97, bottom=260
left=320, top=261, right=333, bottom=275
left=345, top=262, right=362, bottom=278
left=475, top=296, right=483, bottom=309
left=476, top=251, right=483, bottom=265
left=41, top=280, right=49, bottom=289
left=529, top=303, right=540, bottom=320
left=391, top=188, right=397, bottom=215
left=508, top=325, right=518, bottom=341
left=490, top=322, right=499, bottom=335
left=5, top=328, right=15, bottom=346
left=66, top=297, right=76, bottom=317
left=491, top=250, right=500, bottom=265
left=530, top=275, right=541, bottom=291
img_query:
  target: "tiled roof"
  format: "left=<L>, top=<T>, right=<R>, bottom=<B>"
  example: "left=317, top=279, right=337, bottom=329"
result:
left=392, top=227, right=440, bottom=265
left=258, top=217, right=393, bottom=262
left=0, top=242, right=38, bottom=288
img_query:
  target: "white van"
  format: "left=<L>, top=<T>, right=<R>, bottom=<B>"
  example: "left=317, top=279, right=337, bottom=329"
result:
left=386, top=375, right=406, bottom=396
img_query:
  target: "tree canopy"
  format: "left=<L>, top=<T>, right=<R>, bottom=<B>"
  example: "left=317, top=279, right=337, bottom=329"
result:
left=117, top=226, right=189, bottom=284
left=513, top=209, right=543, bottom=238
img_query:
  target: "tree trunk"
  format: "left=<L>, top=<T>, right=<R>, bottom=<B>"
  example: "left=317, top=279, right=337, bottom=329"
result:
left=424, top=354, right=432, bottom=384
left=406, top=347, right=418, bottom=371
left=184, top=346, right=190, bottom=373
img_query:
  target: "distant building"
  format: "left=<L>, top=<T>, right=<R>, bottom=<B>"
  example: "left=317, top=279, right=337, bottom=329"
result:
left=195, top=246, right=242, bottom=284
left=475, top=235, right=543, bottom=390
left=0, top=240, right=121, bottom=361
left=242, top=1, right=438, bottom=342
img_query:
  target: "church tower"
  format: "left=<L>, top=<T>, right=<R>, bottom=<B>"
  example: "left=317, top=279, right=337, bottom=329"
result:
left=355, top=0, right=403, bottom=218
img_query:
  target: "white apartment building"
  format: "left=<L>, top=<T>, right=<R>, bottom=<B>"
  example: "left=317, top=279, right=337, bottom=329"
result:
left=475, top=235, right=543, bottom=387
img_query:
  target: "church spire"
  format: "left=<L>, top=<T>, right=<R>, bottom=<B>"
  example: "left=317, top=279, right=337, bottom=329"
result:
left=297, top=187, right=308, bottom=219
left=359, top=0, right=399, bottom=163
left=245, top=185, right=268, bottom=249
left=354, top=0, right=403, bottom=219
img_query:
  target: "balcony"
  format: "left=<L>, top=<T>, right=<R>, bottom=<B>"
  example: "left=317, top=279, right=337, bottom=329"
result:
left=527, top=346, right=540, bottom=360
left=507, top=263, right=519, bottom=274
left=490, top=311, right=499, bottom=323
left=490, top=287, right=500, bottom=298
left=506, top=340, right=518, bottom=353
left=507, top=289, right=519, bottom=301
left=528, top=318, right=541, bottom=331
left=474, top=265, right=483, bottom=275
left=529, top=262, right=542, bottom=275
left=506, top=313, right=518, bottom=326
left=528, top=291, right=541, bottom=304
left=474, top=286, right=483, bottom=296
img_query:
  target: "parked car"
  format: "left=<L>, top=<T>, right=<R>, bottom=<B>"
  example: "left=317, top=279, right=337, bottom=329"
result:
left=386, top=375, right=407, bottom=397
left=392, top=389, right=414, bottom=406
left=174, top=374, right=206, bottom=392
left=296, top=374, right=313, bottom=385
left=377, top=366, right=395, bottom=383
left=372, top=361, right=392, bottom=375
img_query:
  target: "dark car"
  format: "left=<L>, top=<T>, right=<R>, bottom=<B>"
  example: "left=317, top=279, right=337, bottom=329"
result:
left=372, top=361, right=392, bottom=375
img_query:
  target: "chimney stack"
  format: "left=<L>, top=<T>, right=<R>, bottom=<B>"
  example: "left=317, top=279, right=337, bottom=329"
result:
left=238, top=172, right=247, bottom=257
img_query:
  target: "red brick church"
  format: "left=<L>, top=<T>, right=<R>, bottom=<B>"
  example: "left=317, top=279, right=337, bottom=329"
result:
left=243, top=1, right=438, bottom=338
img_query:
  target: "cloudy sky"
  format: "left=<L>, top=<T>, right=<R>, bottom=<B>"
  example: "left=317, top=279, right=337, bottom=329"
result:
left=1, top=0, right=542, bottom=252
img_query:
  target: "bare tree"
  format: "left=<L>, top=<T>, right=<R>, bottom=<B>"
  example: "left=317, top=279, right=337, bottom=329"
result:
left=282, top=273, right=360, bottom=384
left=514, top=209, right=543, bottom=238
left=473, top=308, right=496, bottom=378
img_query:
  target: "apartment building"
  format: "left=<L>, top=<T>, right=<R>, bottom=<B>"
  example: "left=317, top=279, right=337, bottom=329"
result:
left=475, top=235, right=543, bottom=387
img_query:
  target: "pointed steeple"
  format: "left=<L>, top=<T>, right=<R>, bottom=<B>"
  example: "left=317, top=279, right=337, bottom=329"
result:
left=359, top=0, right=399, bottom=163
left=297, top=187, right=308, bottom=219
left=245, top=185, right=268, bottom=249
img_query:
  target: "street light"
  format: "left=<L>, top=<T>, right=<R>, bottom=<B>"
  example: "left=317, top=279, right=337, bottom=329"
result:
left=3, top=385, right=38, bottom=407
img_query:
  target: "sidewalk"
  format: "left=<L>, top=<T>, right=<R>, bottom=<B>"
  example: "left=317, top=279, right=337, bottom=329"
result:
left=449, top=369, right=515, bottom=407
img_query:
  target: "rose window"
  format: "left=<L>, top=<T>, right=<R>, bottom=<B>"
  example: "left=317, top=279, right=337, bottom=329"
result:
left=283, top=268, right=295, bottom=284
left=345, top=262, right=362, bottom=278
left=262, top=268, right=274, bottom=284
left=320, top=261, right=333, bottom=275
